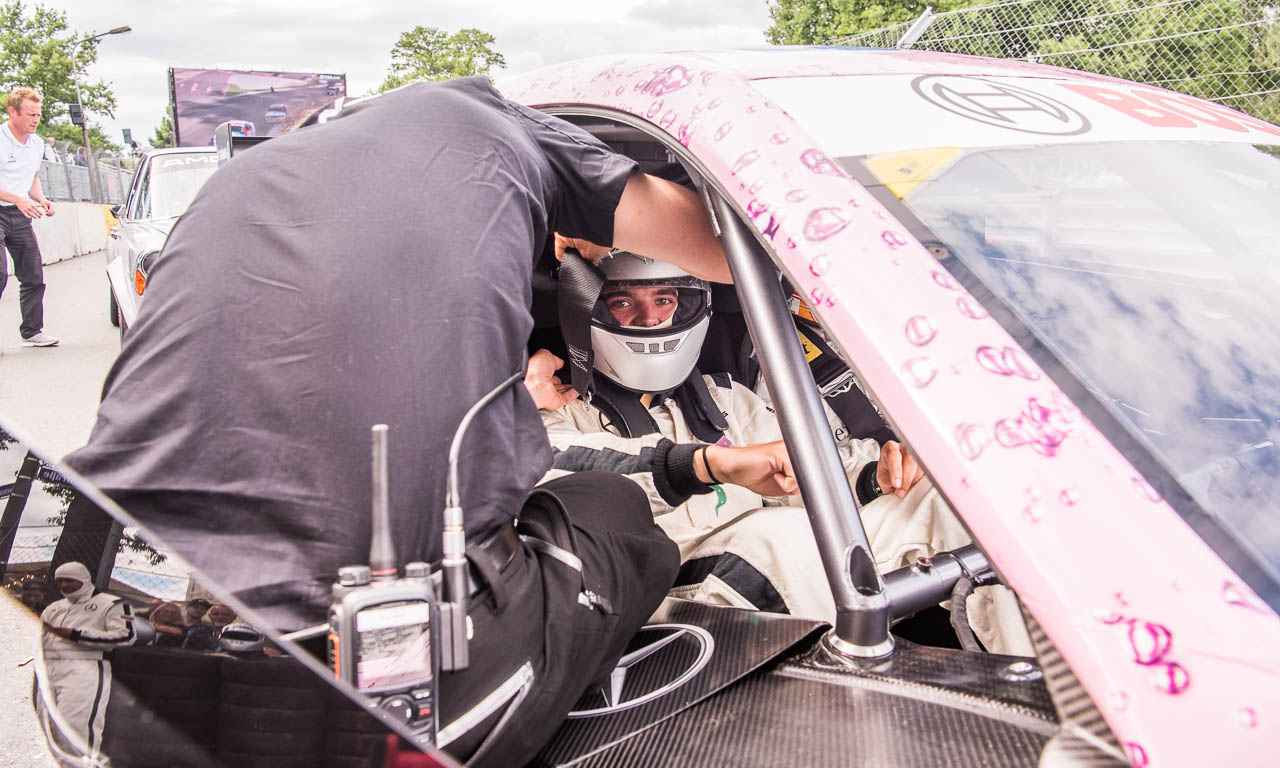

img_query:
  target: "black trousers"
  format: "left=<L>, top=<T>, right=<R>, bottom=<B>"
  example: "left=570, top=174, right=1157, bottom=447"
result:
left=0, top=204, right=46, bottom=338
left=439, top=471, right=678, bottom=767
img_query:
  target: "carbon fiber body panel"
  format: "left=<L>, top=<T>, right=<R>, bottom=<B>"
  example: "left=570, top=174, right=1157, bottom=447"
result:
left=540, top=601, right=1064, bottom=767
left=534, top=599, right=827, bottom=767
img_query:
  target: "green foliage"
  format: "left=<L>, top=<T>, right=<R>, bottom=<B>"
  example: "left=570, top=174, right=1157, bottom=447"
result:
left=379, top=26, right=507, bottom=92
left=150, top=106, right=173, bottom=148
left=766, top=0, right=973, bottom=44
left=0, top=1, right=117, bottom=123
left=39, top=119, right=121, bottom=152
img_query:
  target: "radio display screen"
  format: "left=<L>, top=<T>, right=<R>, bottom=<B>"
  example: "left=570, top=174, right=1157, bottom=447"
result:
left=354, top=600, right=432, bottom=689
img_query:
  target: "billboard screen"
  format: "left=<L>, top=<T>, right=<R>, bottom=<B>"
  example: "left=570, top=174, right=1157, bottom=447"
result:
left=168, top=68, right=347, bottom=147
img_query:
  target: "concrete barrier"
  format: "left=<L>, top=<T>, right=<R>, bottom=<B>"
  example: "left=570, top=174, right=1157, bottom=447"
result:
left=2, top=202, right=114, bottom=271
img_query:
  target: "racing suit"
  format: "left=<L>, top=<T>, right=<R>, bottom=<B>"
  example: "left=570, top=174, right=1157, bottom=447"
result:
left=540, top=374, right=1032, bottom=655
left=40, top=582, right=136, bottom=749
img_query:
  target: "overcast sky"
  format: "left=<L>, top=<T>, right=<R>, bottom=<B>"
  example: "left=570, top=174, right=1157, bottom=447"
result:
left=49, top=0, right=776, bottom=145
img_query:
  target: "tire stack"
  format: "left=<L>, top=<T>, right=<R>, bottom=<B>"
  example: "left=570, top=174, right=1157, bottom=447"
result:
left=102, top=646, right=222, bottom=767
left=322, top=686, right=390, bottom=768
left=216, top=655, right=328, bottom=768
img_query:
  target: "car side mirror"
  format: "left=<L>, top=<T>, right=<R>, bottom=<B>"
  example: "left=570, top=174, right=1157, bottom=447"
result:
left=109, top=205, right=121, bottom=218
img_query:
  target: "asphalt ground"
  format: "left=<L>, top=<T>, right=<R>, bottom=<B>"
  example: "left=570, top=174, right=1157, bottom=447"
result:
left=0, top=251, right=117, bottom=766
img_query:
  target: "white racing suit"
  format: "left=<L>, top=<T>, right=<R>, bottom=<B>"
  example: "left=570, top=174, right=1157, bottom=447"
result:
left=40, top=585, right=136, bottom=750
left=540, top=374, right=1032, bottom=655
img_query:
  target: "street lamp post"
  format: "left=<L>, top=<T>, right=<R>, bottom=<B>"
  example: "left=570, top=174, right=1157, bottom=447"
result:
left=71, top=25, right=130, bottom=203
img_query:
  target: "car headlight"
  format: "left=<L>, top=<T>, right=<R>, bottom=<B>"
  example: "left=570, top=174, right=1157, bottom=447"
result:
left=134, top=249, right=160, bottom=296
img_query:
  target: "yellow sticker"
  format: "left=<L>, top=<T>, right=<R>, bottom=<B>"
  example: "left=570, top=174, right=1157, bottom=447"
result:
left=103, top=203, right=119, bottom=231
left=639, top=392, right=655, bottom=409
left=865, top=147, right=962, bottom=200
left=796, top=330, right=821, bottom=363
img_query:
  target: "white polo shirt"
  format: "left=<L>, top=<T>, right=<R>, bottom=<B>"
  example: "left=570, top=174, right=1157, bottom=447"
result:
left=0, top=122, right=44, bottom=206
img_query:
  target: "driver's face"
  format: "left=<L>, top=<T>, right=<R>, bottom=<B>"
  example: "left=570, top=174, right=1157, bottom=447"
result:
left=604, top=285, right=678, bottom=328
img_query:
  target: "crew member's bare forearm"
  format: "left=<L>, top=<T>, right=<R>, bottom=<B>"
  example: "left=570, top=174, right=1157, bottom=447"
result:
left=613, top=173, right=732, bottom=284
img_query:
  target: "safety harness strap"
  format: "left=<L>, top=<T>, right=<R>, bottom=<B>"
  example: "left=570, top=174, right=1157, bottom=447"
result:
left=557, top=250, right=606, bottom=403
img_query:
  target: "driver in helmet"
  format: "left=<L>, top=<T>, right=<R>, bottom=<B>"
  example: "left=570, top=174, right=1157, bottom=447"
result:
left=527, top=251, right=1031, bottom=655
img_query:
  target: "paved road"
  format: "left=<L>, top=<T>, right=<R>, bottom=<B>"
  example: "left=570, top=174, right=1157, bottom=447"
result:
left=0, top=252, right=115, bottom=767
left=0, top=251, right=120, bottom=461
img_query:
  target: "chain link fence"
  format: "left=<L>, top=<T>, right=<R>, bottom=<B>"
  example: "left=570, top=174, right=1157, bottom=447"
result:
left=36, top=140, right=139, bottom=205
left=838, top=0, right=1280, bottom=124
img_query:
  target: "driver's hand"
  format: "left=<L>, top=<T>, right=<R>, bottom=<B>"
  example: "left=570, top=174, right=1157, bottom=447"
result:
left=700, top=441, right=798, bottom=496
left=524, top=349, right=578, bottom=411
left=554, top=233, right=611, bottom=265
left=876, top=441, right=925, bottom=499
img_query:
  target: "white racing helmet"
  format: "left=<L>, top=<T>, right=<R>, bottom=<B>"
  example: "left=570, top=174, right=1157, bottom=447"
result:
left=219, top=622, right=266, bottom=654
left=590, top=251, right=712, bottom=392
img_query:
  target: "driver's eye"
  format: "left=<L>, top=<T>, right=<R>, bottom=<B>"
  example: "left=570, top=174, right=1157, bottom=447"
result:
left=655, top=297, right=674, bottom=306
left=607, top=298, right=633, bottom=310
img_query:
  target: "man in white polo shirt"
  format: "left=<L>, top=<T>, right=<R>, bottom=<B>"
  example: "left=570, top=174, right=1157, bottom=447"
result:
left=0, top=87, right=58, bottom=347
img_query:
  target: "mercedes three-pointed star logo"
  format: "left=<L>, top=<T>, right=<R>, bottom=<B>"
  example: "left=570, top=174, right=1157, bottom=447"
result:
left=912, top=75, right=1092, bottom=136
left=567, top=623, right=715, bottom=718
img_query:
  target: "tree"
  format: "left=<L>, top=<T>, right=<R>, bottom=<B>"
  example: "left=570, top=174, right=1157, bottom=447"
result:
left=0, top=1, right=117, bottom=123
left=766, top=0, right=973, bottom=44
left=151, top=105, right=173, bottom=148
left=40, top=120, right=121, bottom=152
left=379, top=26, right=506, bottom=92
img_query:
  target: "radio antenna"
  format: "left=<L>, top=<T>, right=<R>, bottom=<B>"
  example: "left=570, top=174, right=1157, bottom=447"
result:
left=369, top=424, right=397, bottom=581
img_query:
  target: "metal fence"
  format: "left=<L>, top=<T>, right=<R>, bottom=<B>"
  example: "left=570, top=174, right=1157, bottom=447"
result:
left=838, top=0, right=1280, bottom=124
left=36, top=140, right=138, bottom=205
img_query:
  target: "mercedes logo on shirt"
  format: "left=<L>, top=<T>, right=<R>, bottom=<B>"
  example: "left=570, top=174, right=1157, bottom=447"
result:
left=912, top=75, right=1092, bottom=136
left=567, top=623, right=714, bottom=717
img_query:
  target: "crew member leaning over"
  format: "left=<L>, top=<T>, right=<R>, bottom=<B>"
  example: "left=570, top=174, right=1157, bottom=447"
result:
left=526, top=249, right=1032, bottom=655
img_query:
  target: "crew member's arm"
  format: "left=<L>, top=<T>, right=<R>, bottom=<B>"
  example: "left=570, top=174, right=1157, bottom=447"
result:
left=0, top=186, right=43, bottom=218
left=28, top=174, right=53, bottom=216
left=555, top=172, right=731, bottom=283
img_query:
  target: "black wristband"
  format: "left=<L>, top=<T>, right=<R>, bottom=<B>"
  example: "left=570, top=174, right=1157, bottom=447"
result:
left=855, top=462, right=882, bottom=506
left=69, top=629, right=83, bottom=643
left=655, top=440, right=713, bottom=506
left=698, top=446, right=722, bottom=485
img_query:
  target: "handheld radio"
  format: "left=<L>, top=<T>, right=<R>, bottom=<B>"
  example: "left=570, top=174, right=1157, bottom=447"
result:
left=328, top=425, right=440, bottom=743
left=327, top=369, right=526, bottom=746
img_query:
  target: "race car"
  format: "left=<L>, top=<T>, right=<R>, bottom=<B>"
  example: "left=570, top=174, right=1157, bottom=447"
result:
left=7, top=47, right=1277, bottom=767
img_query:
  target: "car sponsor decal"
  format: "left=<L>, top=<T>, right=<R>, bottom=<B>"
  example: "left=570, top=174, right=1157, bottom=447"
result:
left=912, top=75, right=1092, bottom=136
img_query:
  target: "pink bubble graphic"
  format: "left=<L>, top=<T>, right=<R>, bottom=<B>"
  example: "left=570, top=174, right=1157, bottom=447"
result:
left=646, top=100, right=663, bottom=118
left=1222, top=581, right=1268, bottom=613
left=803, top=207, right=850, bottom=242
left=1109, top=691, right=1129, bottom=711
left=746, top=105, right=758, bottom=113
left=714, top=121, right=733, bottom=141
left=1150, top=661, right=1190, bottom=694
left=762, top=215, right=782, bottom=241
left=1098, top=611, right=1126, bottom=625
left=1237, top=707, right=1258, bottom=729
left=976, top=346, right=1041, bottom=381
left=638, top=64, right=693, bottom=96
left=809, top=253, right=831, bottom=277
left=677, top=119, right=700, bottom=147
left=994, top=398, right=1072, bottom=457
left=902, top=357, right=937, bottom=388
left=1059, top=488, right=1080, bottom=506
left=615, top=86, right=625, bottom=96
left=904, top=315, right=938, bottom=347
left=786, top=189, right=808, bottom=203
left=1023, top=503, right=1045, bottom=523
left=660, top=110, right=678, bottom=129
left=800, top=148, right=847, bottom=177
left=1132, top=476, right=1161, bottom=503
left=787, top=238, right=797, bottom=250
left=960, top=476, right=973, bottom=487
left=746, top=199, right=769, bottom=219
left=707, top=98, right=723, bottom=110
left=931, top=270, right=963, bottom=292
left=881, top=230, right=910, bottom=250
left=748, top=179, right=767, bottom=195
left=1127, top=620, right=1173, bottom=665
left=770, top=132, right=790, bottom=144
left=732, top=150, right=761, bottom=175
left=956, top=423, right=990, bottom=460
left=956, top=296, right=990, bottom=320
left=1127, top=743, right=1150, bottom=767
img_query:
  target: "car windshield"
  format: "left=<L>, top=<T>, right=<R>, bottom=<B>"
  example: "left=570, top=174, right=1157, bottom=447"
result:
left=846, top=141, right=1280, bottom=585
left=149, top=154, right=217, bottom=219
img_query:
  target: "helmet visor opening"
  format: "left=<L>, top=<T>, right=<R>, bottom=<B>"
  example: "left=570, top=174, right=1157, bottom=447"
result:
left=592, top=280, right=709, bottom=331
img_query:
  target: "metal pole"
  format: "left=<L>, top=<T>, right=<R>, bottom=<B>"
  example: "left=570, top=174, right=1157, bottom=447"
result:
left=70, top=27, right=131, bottom=204
left=710, top=195, right=893, bottom=657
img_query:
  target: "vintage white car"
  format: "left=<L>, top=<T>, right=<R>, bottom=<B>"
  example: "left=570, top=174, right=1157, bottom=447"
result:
left=106, top=147, right=218, bottom=336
